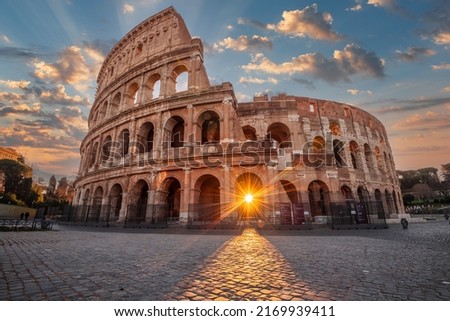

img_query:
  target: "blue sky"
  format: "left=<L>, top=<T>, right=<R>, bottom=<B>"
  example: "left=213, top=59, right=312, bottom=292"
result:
left=0, top=0, right=449, bottom=176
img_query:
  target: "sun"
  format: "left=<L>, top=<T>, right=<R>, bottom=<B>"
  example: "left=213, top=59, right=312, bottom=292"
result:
left=244, top=194, right=253, bottom=204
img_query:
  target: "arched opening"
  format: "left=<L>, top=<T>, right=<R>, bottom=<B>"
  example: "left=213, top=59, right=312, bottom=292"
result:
left=341, top=185, right=354, bottom=200
left=199, top=111, right=220, bottom=144
left=127, top=180, right=149, bottom=224
left=364, top=144, right=374, bottom=170
left=174, top=67, right=189, bottom=92
left=374, top=189, right=385, bottom=218
left=110, top=92, right=121, bottom=116
left=242, top=125, right=257, bottom=141
left=147, top=74, right=161, bottom=100
left=99, top=101, right=108, bottom=122
left=308, top=180, right=331, bottom=218
left=356, top=186, right=370, bottom=223
left=90, top=186, right=103, bottom=222
left=235, top=172, right=264, bottom=221
left=266, top=122, right=291, bottom=148
left=197, top=175, right=221, bottom=221
left=349, top=141, right=359, bottom=169
left=280, top=180, right=299, bottom=204
left=333, top=139, right=346, bottom=167
left=108, top=184, right=122, bottom=222
left=88, top=142, right=98, bottom=168
left=137, top=122, right=154, bottom=154
left=308, top=136, right=326, bottom=167
left=159, top=178, right=181, bottom=222
left=118, top=129, right=130, bottom=157
left=374, top=146, right=383, bottom=172
left=329, top=121, right=341, bottom=136
left=101, top=136, right=112, bottom=162
left=127, top=82, right=139, bottom=107
left=164, top=116, right=185, bottom=148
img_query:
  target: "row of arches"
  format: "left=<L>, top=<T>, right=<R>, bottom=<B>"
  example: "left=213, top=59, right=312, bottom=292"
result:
left=91, top=66, right=189, bottom=127
left=83, top=110, right=222, bottom=170
left=75, top=171, right=402, bottom=224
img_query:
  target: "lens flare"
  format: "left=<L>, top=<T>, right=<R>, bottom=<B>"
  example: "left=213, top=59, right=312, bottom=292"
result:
left=245, top=194, right=253, bottom=203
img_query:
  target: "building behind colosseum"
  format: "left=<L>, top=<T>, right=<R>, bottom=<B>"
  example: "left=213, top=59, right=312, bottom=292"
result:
left=72, top=7, right=404, bottom=227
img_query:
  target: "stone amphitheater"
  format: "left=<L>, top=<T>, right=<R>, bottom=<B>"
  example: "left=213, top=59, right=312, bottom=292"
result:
left=72, top=6, right=404, bottom=227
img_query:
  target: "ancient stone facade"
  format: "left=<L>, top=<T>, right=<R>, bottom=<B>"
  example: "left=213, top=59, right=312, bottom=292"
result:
left=73, top=7, right=404, bottom=226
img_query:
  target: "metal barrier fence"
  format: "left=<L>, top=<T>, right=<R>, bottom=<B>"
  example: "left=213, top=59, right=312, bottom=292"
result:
left=39, top=200, right=388, bottom=229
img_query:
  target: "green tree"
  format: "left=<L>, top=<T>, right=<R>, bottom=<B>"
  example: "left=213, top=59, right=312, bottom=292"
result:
left=47, top=175, right=56, bottom=197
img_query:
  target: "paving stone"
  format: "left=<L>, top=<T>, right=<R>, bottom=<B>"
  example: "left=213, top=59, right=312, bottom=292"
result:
left=0, top=222, right=449, bottom=301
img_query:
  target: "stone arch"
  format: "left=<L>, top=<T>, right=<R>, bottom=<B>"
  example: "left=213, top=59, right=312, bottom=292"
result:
left=197, top=110, right=221, bottom=144
left=266, top=122, right=292, bottom=148
left=235, top=172, right=264, bottom=221
left=195, top=174, right=221, bottom=221
left=279, top=180, right=299, bottom=204
left=99, top=101, right=108, bottom=122
left=242, top=125, right=257, bottom=141
left=158, top=177, right=181, bottom=222
left=88, top=142, right=99, bottom=168
left=90, top=186, right=104, bottom=222
left=308, top=136, right=326, bottom=167
left=349, top=140, right=360, bottom=169
left=101, top=135, right=112, bottom=162
left=164, top=116, right=185, bottom=148
left=147, top=73, right=161, bottom=100
left=374, top=146, right=383, bottom=172
left=308, top=180, right=331, bottom=218
left=341, top=185, right=354, bottom=200
left=357, top=186, right=370, bottom=204
left=110, top=92, right=121, bottom=116
left=118, top=129, right=130, bottom=157
left=137, top=122, right=155, bottom=154
left=364, top=144, right=374, bottom=170
left=127, top=179, right=149, bottom=223
left=329, top=121, right=341, bottom=136
left=374, top=188, right=385, bottom=218
left=108, top=183, right=123, bottom=222
left=172, top=64, right=189, bottom=93
left=333, top=139, right=346, bottom=167
left=126, top=82, right=140, bottom=107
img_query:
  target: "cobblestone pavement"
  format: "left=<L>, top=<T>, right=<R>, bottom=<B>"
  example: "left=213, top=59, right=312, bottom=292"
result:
left=0, top=222, right=449, bottom=301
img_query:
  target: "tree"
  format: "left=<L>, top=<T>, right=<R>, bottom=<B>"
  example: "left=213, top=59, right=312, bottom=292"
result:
left=56, top=177, right=68, bottom=197
left=0, top=159, right=37, bottom=206
left=438, top=163, right=450, bottom=201
left=47, top=175, right=57, bottom=197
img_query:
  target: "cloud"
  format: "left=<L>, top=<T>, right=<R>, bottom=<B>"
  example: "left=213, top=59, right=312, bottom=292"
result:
left=375, top=96, right=450, bottom=114
left=0, top=79, right=31, bottom=89
left=238, top=76, right=278, bottom=85
left=292, top=78, right=316, bottom=90
left=0, top=47, right=38, bottom=60
left=123, top=4, right=135, bottom=14
left=266, top=4, right=344, bottom=41
left=242, top=43, right=385, bottom=83
left=367, top=0, right=395, bottom=8
left=40, top=85, right=90, bottom=106
left=212, top=35, right=272, bottom=53
left=393, top=111, right=450, bottom=131
left=431, top=63, right=450, bottom=70
left=1, top=34, right=12, bottom=43
left=347, top=89, right=373, bottom=96
left=347, top=0, right=363, bottom=11
left=395, top=47, right=436, bottom=61
left=442, top=86, right=450, bottom=93
left=237, top=17, right=267, bottom=29
left=31, top=45, right=104, bottom=92
left=421, top=0, right=450, bottom=45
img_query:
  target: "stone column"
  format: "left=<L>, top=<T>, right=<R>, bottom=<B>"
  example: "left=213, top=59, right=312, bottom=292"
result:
left=118, top=192, right=128, bottom=223
left=221, top=165, right=231, bottom=219
left=179, top=168, right=192, bottom=224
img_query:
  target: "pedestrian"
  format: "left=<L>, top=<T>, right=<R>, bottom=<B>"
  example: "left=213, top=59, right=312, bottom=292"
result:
left=25, top=212, right=29, bottom=220
left=20, top=213, right=24, bottom=220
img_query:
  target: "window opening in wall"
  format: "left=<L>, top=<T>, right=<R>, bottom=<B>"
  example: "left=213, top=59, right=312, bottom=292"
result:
left=152, top=80, right=161, bottom=99
left=176, top=71, right=188, bottom=92
left=309, top=103, right=315, bottom=112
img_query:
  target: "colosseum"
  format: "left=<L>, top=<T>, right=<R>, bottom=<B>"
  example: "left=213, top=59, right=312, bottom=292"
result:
left=72, top=7, right=404, bottom=228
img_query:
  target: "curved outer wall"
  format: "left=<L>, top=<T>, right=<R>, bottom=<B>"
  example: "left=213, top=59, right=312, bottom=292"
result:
left=73, top=7, right=404, bottom=225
